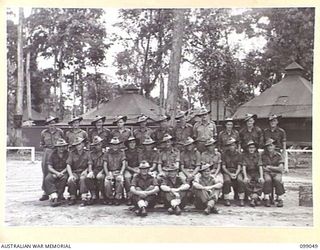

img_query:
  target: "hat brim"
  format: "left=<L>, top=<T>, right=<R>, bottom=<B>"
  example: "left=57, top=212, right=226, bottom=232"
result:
left=161, top=137, right=173, bottom=143
left=205, top=141, right=217, bottom=146
left=110, top=142, right=122, bottom=145
left=142, top=141, right=156, bottom=145
left=164, top=167, right=179, bottom=172
left=199, top=165, right=211, bottom=172
left=90, top=140, right=103, bottom=146
left=72, top=138, right=85, bottom=146
left=124, top=138, right=139, bottom=147
left=225, top=140, right=238, bottom=146
left=45, top=118, right=59, bottom=125
left=184, top=141, right=195, bottom=146
left=196, top=110, right=211, bottom=116
left=269, top=115, right=282, bottom=121
left=113, top=116, right=128, bottom=124
left=137, top=118, right=149, bottom=123
left=247, top=142, right=257, bottom=148
left=68, top=117, right=83, bottom=125
left=91, top=117, right=106, bottom=125
left=157, top=116, right=171, bottom=122
left=264, top=142, right=274, bottom=147
left=244, top=114, right=258, bottom=121
left=139, top=166, right=152, bottom=169
left=54, top=143, right=68, bottom=147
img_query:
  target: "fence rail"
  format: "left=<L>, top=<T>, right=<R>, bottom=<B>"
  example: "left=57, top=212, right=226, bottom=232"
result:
left=6, top=147, right=35, bottom=162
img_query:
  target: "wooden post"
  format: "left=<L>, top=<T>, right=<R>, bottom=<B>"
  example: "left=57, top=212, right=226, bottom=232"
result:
left=26, top=38, right=32, bottom=120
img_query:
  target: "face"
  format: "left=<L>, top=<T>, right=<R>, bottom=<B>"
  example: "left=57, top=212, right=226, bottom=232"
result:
left=201, top=168, right=211, bottom=178
left=57, top=146, right=65, bottom=153
left=167, top=170, right=177, bottom=178
left=117, top=119, right=125, bottom=128
left=246, top=118, right=255, bottom=127
left=201, top=114, right=208, bottom=122
left=177, top=116, right=186, bottom=125
left=140, top=121, right=147, bottom=127
left=248, top=145, right=256, bottom=154
left=228, top=143, right=236, bottom=152
left=225, top=122, right=233, bottom=130
left=164, top=140, right=172, bottom=148
left=267, top=143, right=275, bottom=152
left=160, top=120, right=167, bottom=127
left=128, top=140, right=136, bottom=149
left=140, top=168, right=149, bottom=176
left=95, top=120, right=103, bottom=128
left=186, top=144, right=194, bottom=151
left=270, top=118, right=278, bottom=128
left=94, top=142, right=103, bottom=151
left=207, top=144, right=215, bottom=152
left=145, top=144, right=153, bottom=150
left=76, top=142, right=84, bottom=151
left=111, top=143, right=120, bottom=150
left=48, top=120, right=56, bottom=129
left=72, top=120, right=80, bottom=128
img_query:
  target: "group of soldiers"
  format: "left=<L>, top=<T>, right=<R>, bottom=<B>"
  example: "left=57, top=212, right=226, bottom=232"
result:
left=39, top=107, right=287, bottom=216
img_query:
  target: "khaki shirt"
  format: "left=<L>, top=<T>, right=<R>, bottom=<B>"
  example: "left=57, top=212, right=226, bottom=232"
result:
left=133, top=127, right=154, bottom=143
left=47, top=149, right=69, bottom=172
left=40, top=128, right=64, bottom=149
left=158, top=147, right=180, bottom=167
left=193, top=121, right=217, bottom=141
left=65, top=129, right=88, bottom=145
left=125, top=148, right=140, bottom=168
left=263, top=127, right=286, bottom=149
left=66, top=149, right=91, bottom=173
left=221, top=150, right=242, bottom=173
left=173, top=123, right=193, bottom=144
left=103, top=148, right=126, bottom=172
left=131, top=173, right=158, bottom=190
left=261, top=151, right=284, bottom=173
left=201, top=151, right=221, bottom=172
left=138, top=148, right=159, bottom=165
left=242, top=152, right=262, bottom=175
left=194, top=174, right=216, bottom=186
left=89, top=127, right=112, bottom=147
left=180, top=148, right=201, bottom=169
left=239, top=126, right=263, bottom=149
left=90, top=148, right=104, bottom=172
left=218, top=129, right=240, bottom=150
left=111, top=128, right=131, bottom=143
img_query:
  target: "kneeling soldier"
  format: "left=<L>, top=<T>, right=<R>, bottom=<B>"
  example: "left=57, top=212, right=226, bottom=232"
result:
left=66, top=137, right=92, bottom=206
left=103, top=137, right=126, bottom=205
left=160, top=163, right=190, bottom=215
left=44, top=138, right=69, bottom=207
left=130, top=161, right=160, bottom=217
left=262, top=138, right=285, bottom=207
left=86, top=136, right=105, bottom=204
left=241, top=140, right=264, bottom=207
left=193, top=163, right=222, bottom=215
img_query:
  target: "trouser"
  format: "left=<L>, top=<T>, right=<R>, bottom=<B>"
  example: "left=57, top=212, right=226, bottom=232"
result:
left=104, top=171, right=124, bottom=200
left=263, top=172, right=285, bottom=196
left=44, top=172, right=68, bottom=198
left=41, top=148, right=53, bottom=193
left=244, top=173, right=263, bottom=196
left=124, top=169, right=138, bottom=198
left=131, top=186, right=158, bottom=208
left=223, top=173, right=245, bottom=197
left=196, top=141, right=206, bottom=153
left=161, top=190, right=188, bottom=208
left=193, top=188, right=219, bottom=209
left=85, top=169, right=105, bottom=198
left=67, top=170, right=89, bottom=197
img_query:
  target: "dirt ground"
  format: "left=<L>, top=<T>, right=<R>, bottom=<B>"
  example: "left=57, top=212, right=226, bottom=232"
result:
left=5, top=159, right=313, bottom=227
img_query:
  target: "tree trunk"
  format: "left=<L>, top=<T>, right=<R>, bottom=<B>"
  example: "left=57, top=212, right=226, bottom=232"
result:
left=26, top=39, right=32, bottom=120
left=14, top=8, right=24, bottom=146
left=58, top=49, right=64, bottom=120
left=166, top=9, right=185, bottom=125
left=159, top=73, right=165, bottom=112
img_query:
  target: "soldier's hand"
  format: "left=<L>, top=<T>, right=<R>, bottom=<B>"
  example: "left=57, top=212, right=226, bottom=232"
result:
left=87, top=171, right=94, bottom=179
left=139, top=191, right=147, bottom=198
left=258, top=177, right=264, bottom=183
left=68, top=175, right=76, bottom=182
left=116, top=174, right=124, bottom=182
left=231, top=174, right=237, bottom=179
left=57, top=172, right=64, bottom=178
left=52, top=174, right=57, bottom=179
left=284, top=168, right=289, bottom=174
left=243, top=177, right=249, bottom=183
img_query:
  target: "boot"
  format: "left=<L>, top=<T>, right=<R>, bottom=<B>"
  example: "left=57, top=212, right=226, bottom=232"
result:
left=250, top=199, right=255, bottom=207
left=211, top=207, right=219, bottom=214
left=224, top=200, right=231, bottom=206
left=239, top=199, right=245, bottom=207
left=175, top=206, right=182, bottom=215
left=277, top=199, right=284, bottom=207
left=168, top=207, right=175, bottom=215
left=265, top=199, right=271, bottom=207
left=140, top=207, right=147, bottom=217
left=39, top=194, right=49, bottom=201
left=204, top=206, right=211, bottom=215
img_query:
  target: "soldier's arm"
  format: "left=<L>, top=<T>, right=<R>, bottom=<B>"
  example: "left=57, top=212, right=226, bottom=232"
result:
left=242, top=165, right=248, bottom=180
left=177, top=183, right=190, bottom=192
left=103, top=159, right=110, bottom=176
left=192, top=180, right=205, bottom=190
left=160, top=183, right=172, bottom=192
left=235, top=164, right=242, bottom=177
left=259, top=166, right=264, bottom=181
left=268, top=163, right=284, bottom=173
left=145, top=185, right=159, bottom=196
left=222, top=164, right=232, bottom=177
left=48, top=164, right=60, bottom=175
left=206, top=182, right=223, bottom=190
left=214, top=162, right=221, bottom=176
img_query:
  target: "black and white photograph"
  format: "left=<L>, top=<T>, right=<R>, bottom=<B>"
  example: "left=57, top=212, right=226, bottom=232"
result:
left=5, top=7, right=313, bottom=227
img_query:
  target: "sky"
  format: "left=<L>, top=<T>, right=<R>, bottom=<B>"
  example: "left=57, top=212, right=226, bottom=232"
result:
left=7, top=8, right=267, bottom=109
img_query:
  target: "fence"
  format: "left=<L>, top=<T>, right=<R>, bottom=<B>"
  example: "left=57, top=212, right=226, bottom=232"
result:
left=6, top=147, right=35, bottom=162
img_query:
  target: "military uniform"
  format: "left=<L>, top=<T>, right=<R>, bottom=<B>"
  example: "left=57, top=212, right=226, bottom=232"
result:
left=138, top=148, right=159, bottom=168
left=88, top=127, right=112, bottom=148
left=133, top=127, right=154, bottom=145
left=124, top=147, right=140, bottom=197
left=193, top=121, right=217, bottom=152
left=65, top=129, right=88, bottom=146
left=40, top=127, right=64, bottom=194
left=153, top=126, right=174, bottom=145
left=179, top=148, right=201, bottom=182
left=103, top=148, right=126, bottom=200
left=263, top=127, right=286, bottom=150
left=111, top=128, right=131, bottom=148
left=242, top=152, right=263, bottom=196
left=173, top=123, right=193, bottom=149
left=201, top=150, right=223, bottom=184
left=221, top=150, right=244, bottom=196
left=239, top=126, right=264, bottom=150
left=261, top=151, right=285, bottom=196
left=44, top=149, right=69, bottom=199
left=66, top=149, right=91, bottom=197
left=86, top=148, right=105, bottom=199
left=218, top=129, right=240, bottom=152
left=158, top=147, right=180, bottom=169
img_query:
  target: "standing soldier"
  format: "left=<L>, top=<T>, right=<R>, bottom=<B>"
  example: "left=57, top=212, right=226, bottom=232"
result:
left=221, top=138, right=245, bottom=206
left=239, top=114, right=263, bottom=151
left=138, top=137, right=159, bottom=176
left=86, top=136, right=105, bottom=204
left=179, top=137, right=201, bottom=183
left=65, top=116, right=88, bottom=146
left=44, top=138, right=69, bottom=207
left=192, top=163, right=222, bottom=215
left=103, top=137, right=126, bottom=205
left=241, top=140, right=264, bottom=207
left=173, top=110, right=193, bottom=150
left=264, top=114, right=287, bottom=172
left=261, top=138, right=285, bottom=207
left=133, top=114, right=153, bottom=144
left=39, top=116, right=64, bottom=201
left=218, top=118, right=240, bottom=153
left=158, top=134, right=180, bottom=177
left=111, top=115, right=131, bottom=148
left=152, top=115, right=173, bottom=146
left=88, top=115, right=111, bottom=149
left=66, top=137, right=92, bottom=206
left=193, top=107, right=217, bottom=153
left=160, top=163, right=190, bottom=215
left=130, top=161, right=160, bottom=217
left=124, top=136, right=140, bottom=205
left=201, top=138, right=224, bottom=189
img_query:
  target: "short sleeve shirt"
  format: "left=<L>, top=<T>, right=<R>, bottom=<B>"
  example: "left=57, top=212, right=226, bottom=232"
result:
left=47, top=149, right=69, bottom=171
left=218, top=129, right=240, bottom=149
left=103, top=149, right=126, bottom=171
left=261, top=151, right=284, bottom=172
left=239, top=126, right=264, bottom=149
left=111, top=128, right=131, bottom=143
left=263, top=127, right=286, bottom=149
left=66, top=149, right=92, bottom=173
left=90, top=149, right=104, bottom=172
left=173, top=123, right=193, bottom=143
left=40, top=128, right=65, bottom=149
left=221, top=150, right=242, bottom=173
left=153, top=126, right=174, bottom=142
left=131, top=173, right=158, bottom=190
left=160, top=175, right=186, bottom=188
left=65, top=129, right=88, bottom=145
left=89, top=127, right=112, bottom=147
left=133, top=127, right=154, bottom=143
left=201, top=151, right=221, bottom=172
left=125, top=148, right=140, bottom=168
left=193, top=121, right=217, bottom=141
left=194, top=174, right=216, bottom=186
left=158, top=147, right=180, bottom=167
left=242, top=152, right=262, bottom=175
left=180, top=149, right=201, bottom=169
left=138, top=148, right=159, bottom=165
